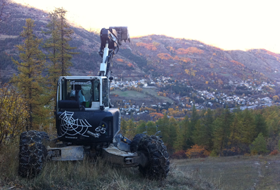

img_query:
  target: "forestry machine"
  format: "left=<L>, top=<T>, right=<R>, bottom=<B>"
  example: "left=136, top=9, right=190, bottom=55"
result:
left=18, top=27, right=170, bottom=180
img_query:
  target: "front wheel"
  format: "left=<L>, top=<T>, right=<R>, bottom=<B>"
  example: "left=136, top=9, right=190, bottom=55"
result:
left=18, top=130, right=48, bottom=178
left=137, top=135, right=170, bottom=180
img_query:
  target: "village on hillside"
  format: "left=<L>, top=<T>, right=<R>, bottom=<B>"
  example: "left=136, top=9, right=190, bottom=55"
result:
left=109, top=75, right=279, bottom=118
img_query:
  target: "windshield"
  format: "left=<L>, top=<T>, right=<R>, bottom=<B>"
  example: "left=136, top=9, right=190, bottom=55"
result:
left=61, top=79, right=100, bottom=108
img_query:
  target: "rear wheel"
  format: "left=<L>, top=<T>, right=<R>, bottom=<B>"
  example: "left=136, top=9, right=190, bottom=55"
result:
left=137, top=135, right=170, bottom=180
left=130, top=134, right=145, bottom=152
left=18, top=130, right=48, bottom=178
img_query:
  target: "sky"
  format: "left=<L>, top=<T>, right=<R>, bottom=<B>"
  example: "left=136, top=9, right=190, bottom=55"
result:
left=13, top=0, right=280, bottom=53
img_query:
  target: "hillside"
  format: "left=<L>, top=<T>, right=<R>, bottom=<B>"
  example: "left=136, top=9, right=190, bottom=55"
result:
left=1, top=2, right=280, bottom=90
left=129, top=35, right=280, bottom=87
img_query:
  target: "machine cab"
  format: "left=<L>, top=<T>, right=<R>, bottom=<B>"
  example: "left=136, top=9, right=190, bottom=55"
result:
left=57, top=76, right=109, bottom=111
left=55, top=76, right=120, bottom=144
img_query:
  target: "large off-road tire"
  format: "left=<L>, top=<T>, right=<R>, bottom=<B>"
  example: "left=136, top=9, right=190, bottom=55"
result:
left=130, top=134, right=146, bottom=152
left=137, top=135, right=170, bottom=180
left=39, top=131, right=50, bottom=142
left=18, top=130, right=48, bottom=178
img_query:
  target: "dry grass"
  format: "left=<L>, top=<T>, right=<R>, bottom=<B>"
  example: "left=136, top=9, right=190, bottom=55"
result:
left=174, top=156, right=280, bottom=190
left=0, top=141, right=215, bottom=190
left=5, top=139, right=280, bottom=190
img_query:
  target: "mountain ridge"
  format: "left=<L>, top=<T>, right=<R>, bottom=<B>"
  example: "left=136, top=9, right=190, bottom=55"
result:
left=0, top=2, right=280, bottom=92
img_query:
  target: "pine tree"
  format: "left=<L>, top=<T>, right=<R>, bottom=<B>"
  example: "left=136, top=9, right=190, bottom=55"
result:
left=10, top=19, right=48, bottom=130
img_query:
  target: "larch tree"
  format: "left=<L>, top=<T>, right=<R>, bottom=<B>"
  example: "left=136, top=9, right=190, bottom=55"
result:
left=180, top=115, right=190, bottom=150
left=254, top=113, right=267, bottom=137
left=120, top=119, right=127, bottom=135
left=136, top=120, right=147, bottom=134
left=156, top=114, right=170, bottom=146
left=250, top=133, right=268, bottom=155
left=202, top=109, right=214, bottom=150
left=228, top=113, right=243, bottom=150
left=11, top=19, right=48, bottom=130
left=193, top=120, right=203, bottom=145
left=185, top=105, right=199, bottom=149
left=240, top=109, right=256, bottom=145
left=212, top=108, right=232, bottom=155
left=54, top=7, right=77, bottom=76
left=43, top=11, right=60, bottom=106
left=193, top=110, right=215, bottom=150
left=125, top=119, right=136, bottom=139
left=43, top=8, right=77, bottom=125
left=168, top=117, right=178, bottom=151
left=146, top=121, right=156, bottom=135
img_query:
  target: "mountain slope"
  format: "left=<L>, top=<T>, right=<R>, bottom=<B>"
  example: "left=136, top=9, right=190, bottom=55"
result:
left=1, top=2, right=280, bottom=90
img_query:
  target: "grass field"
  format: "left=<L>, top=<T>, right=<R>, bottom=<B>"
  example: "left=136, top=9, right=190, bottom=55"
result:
left=142, top=88, right=173, bottom=103
left=0, top=142, right=215, bottom=190
left=111, top=88, right=173, bottom=103
left=174, top=155, right=280, bottom=190
left=111, top=89, right=148, bottom=99
left=2, top=140, right=280, bottom=189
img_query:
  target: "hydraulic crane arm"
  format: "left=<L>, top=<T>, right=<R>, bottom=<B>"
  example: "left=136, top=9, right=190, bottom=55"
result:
left=99, top=27, right=130, bottom=77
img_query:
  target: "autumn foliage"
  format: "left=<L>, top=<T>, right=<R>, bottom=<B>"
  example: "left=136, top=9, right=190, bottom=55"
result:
left=171, top=150, right=187, bottom=159
left=269, top=150, right=279, bottom=156
left=0, top=84, right=28, bottom=145
left=136, top=42, right=157, bottom=51
left=157, top=53, right=173, bottom=60
left=157, top=91, right=167, bottom=97
left=173, top=56, right=192, bottom=63
left=157, top=53, right=192, bottom=63
left=176, top=47, right=204, bottom=55
left=185, top=144, right=210, bottom=158
left=149, top=112, right=164, bottom=120
left=230, top=60, right=245, bottom=67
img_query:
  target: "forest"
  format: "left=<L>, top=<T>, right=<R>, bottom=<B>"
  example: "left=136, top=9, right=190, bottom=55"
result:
left=120, top=105, right=280, bottom=159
